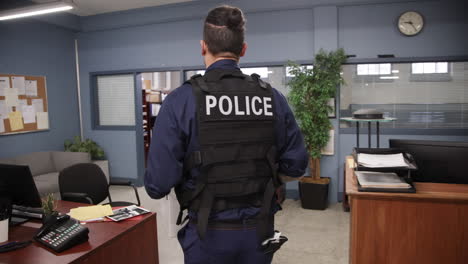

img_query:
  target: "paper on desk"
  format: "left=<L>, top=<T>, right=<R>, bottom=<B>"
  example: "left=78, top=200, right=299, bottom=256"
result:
left=357, top=153, right=409, bottom=168
left=0, top=120, right=4, bottom=133
left=11, top=76, right=25, bottom=95
left=9, top=111, right=24, bottom=131
left=69, top=204, right=114, bottom=221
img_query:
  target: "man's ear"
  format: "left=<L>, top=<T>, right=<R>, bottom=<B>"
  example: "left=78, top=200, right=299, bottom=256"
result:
left=239, top=43, right=247, bottom=57
left=200, top=40, right=207, bottom=56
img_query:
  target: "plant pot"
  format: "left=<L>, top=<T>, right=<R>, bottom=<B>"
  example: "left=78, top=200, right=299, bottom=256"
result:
left=298, top=177, right=330, bottom=210
left=42, top=211, right=59, bottom=224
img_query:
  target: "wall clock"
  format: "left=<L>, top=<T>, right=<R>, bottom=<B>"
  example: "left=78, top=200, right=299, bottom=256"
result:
left=398, top=11, right=424, bottom=36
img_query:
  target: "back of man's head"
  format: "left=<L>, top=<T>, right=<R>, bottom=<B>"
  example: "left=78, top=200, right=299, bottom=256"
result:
left=204, top=5, right=246, bottom=58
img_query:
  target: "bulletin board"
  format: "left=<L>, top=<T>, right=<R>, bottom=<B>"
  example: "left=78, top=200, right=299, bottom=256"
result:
left=0, top=74, right=49, bottom=135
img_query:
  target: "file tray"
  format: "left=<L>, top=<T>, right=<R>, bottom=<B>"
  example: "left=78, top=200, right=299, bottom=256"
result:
left=357, top=177, right=417, bottom=193
left=353, top=148, right=418, bottom=173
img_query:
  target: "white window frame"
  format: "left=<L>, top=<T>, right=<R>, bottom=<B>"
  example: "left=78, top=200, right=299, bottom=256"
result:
left=94, top=74, right=136, bottom=129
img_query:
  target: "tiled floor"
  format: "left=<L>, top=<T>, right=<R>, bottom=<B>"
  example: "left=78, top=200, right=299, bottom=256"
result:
left=109, top=186, right=350, bottom=264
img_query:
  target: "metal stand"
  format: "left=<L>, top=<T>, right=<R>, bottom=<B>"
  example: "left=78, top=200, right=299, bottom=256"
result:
left=343, top=117, right=396, bottom=149
left=356, top=122, right=360, bottom=148
left=354, top=121, right=381, bottom=148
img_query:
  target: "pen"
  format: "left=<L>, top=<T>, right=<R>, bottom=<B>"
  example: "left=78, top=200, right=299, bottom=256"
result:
left=0, top=241, right=18, bottom=248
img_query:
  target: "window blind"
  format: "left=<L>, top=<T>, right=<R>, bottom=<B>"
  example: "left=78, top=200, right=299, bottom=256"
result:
left=97, top=75, right=135, bottom=126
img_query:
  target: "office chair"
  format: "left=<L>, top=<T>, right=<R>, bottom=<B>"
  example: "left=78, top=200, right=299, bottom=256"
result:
left=59, top=163, right=140, bottom=207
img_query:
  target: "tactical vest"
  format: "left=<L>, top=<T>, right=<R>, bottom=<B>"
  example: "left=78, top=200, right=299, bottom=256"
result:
left=175, top=68, right=281, bottom=241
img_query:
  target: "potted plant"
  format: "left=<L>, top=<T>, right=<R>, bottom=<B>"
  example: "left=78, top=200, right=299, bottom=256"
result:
left=288, top=48, right=346, bottom=210
left=41, top=193, right=58, bottom=224
left=64, top=136, right=105, bottom=160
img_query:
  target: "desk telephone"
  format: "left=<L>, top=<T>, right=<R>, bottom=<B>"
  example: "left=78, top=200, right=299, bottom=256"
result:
left=35, top=214, right=89, bottom=252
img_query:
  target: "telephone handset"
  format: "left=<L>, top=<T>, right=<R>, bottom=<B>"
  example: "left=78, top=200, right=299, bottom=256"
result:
left=35, top=214, right=89, bottom=252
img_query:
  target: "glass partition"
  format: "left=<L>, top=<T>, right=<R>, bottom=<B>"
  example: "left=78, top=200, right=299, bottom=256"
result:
left=340, top=61, right=468, bottom=129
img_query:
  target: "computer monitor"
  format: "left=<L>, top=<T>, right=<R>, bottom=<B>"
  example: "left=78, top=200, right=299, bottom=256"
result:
left=0, top=163, right=42, bottom=209
left=389, top=139, right=468, bottom=184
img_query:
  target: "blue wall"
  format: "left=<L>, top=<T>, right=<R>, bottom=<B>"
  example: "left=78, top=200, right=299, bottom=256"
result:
left=0, top=19, right=80, bottom=158
left=73, top=0, right=467, bottom=203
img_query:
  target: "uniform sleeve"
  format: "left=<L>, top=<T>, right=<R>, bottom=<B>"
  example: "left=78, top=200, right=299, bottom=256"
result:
left=144, top=95, right=186, bottom=199
left=274, top=90, right=309, bottom=177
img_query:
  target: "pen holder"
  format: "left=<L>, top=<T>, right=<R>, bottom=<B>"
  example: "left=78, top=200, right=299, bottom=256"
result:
left=0, top=218, right=8, bottom=243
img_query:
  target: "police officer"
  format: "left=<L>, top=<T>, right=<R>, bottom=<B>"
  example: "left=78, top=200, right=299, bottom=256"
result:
left=145, top=5, right=308, bottom=264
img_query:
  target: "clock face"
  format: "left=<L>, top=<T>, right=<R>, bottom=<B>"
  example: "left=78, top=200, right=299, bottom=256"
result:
left=398, top=11, right=424, bottom=36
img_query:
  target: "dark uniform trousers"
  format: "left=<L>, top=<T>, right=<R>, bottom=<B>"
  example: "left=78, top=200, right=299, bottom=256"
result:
left=178, top=222, right=274, bottom=264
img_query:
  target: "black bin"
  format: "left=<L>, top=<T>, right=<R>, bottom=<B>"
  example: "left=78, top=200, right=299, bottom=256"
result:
left=298, top=177, right=330, bottom=210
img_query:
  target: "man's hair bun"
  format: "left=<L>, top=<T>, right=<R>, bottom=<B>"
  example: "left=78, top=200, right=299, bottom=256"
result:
left=203, top=5, right=246, bottom=57
left=226, top=8, right=244, bottom=31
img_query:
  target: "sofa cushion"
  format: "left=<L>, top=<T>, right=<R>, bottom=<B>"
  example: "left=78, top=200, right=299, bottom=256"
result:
left=34, top=172, right=60, bottom=197
left=0, top=158, right=16, bottom=165
left=14, top=152, right=55, bottom=176
left=52, top=152, right=91, bottom=172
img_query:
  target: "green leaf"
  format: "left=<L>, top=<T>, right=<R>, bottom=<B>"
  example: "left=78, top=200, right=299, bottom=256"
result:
left=63, top=135, right=106, bottom=160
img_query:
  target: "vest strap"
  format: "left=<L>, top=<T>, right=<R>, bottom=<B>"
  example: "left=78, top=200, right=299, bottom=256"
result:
left=196, top=188, right=215, bottom=240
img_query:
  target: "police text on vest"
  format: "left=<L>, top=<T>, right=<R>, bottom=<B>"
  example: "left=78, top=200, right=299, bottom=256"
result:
left=206, top=95, right=273, bottom=116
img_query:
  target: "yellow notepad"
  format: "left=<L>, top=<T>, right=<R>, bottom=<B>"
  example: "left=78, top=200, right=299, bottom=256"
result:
left=69, top=204, right=114, bottom=221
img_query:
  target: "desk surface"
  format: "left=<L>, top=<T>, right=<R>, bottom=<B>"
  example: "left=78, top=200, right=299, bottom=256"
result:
left=0, top=201, right=157, bottom=264
left=345, top=156, right=468, bottom=201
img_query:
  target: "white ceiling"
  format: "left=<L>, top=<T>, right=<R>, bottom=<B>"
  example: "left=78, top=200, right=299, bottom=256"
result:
left=32, top=0, right=193, bottom=16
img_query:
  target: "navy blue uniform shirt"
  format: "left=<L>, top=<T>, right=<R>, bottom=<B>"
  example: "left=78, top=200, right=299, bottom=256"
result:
left=144, top=59, right=308, bottom=221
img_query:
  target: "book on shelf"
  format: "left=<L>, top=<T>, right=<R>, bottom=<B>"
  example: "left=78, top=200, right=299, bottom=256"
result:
left=355, top=171, right=411, bottom=189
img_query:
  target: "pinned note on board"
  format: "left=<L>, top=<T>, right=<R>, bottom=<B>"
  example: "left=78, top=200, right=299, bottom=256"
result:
left=25, top=80, right=38, bottom=97
left=11, top=76, right=25, bottom=95
left=8, top=111, right=24, bottom=131
left=0, top=101, right=8, bottom=120
left=32, top=99, right=44, bottom=113
left=0, top=77, right=10, bottom=96
left=5, top=88, right=19, bottom=108
left=36, top=112, right=49, bottom=129
left=22, top=105, right=36, bottom=124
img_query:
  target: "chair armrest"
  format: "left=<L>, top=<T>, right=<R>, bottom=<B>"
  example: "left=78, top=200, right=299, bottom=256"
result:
left=107, top=179, right=141, bottom=206
left=62, top=192, right=94, bottom=204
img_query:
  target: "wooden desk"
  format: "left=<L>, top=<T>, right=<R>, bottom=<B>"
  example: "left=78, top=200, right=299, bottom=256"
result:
left=345, top=157, right=468, bottom=264
left=0, top=201, right=159, bottom=264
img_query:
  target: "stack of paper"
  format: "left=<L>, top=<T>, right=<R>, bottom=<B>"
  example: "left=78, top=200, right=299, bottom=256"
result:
left=69, top=204, right=114, bottom=221
left=356, top=171, right=411, bottom=189
left=357, top=153, right=409, bottom=168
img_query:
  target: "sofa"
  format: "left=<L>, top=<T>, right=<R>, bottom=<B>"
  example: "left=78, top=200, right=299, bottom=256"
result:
left=0, top=151, right=109, bottom=198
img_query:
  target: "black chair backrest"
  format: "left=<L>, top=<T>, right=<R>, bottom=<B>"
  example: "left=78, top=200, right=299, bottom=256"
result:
left=59, top=163, right=109, bottom=204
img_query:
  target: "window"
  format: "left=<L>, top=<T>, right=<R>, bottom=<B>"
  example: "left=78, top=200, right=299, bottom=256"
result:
left=356, top=64, right=391, bottom=75
left=95, top=74, right=135, bottom=127
left=412, top=62, right=448, bottom=74
left=340, top=61, right=468, bottom=129
left=185, top=66, right=289, bottom=96
left=185, top=70, right=205, bottom=80
left=142, top=71, right=181, bottom=94
left=285, top=65, right=313, bottom=77
left=241, top=66, right=287, bottom=96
